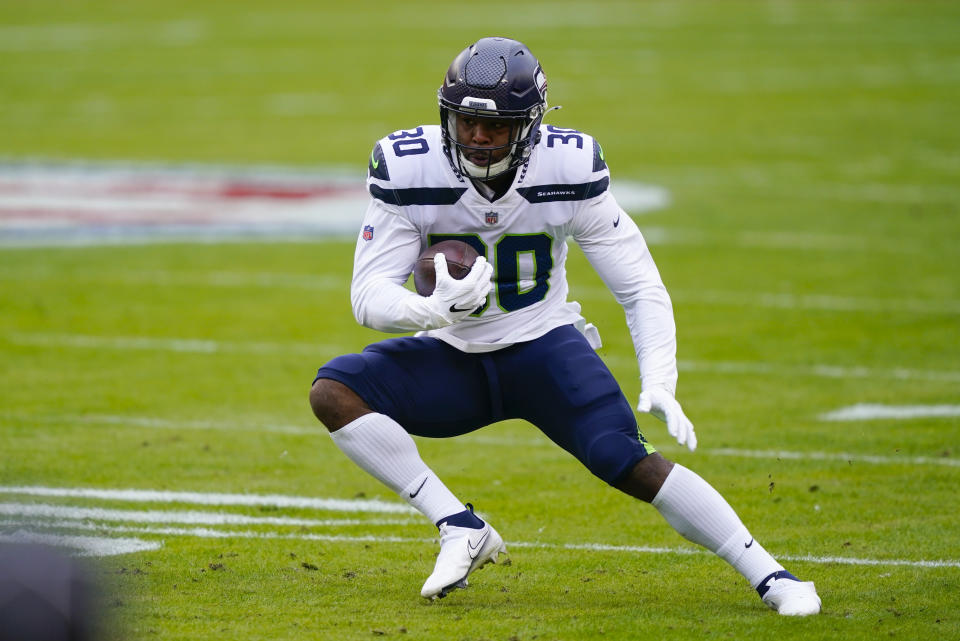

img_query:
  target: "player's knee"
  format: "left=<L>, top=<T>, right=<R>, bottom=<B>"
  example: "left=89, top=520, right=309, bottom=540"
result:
left=309, top=377, right=370, bottom=432
left=308, top=378, right=332, bottom=419
left=585, top=432, right=649, bottom=486
left=615, top=453, right=675, bottom=503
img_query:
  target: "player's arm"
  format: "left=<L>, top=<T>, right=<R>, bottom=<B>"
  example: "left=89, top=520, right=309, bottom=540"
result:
left=350, top=199, right=491, bottom=332
left=572, top=191, right=697, bottom=451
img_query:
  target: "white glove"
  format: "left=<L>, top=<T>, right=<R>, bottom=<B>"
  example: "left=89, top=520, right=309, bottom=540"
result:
left=637, top=387, right=697, bottom=452
left=425, top=253, right=493, bottom=326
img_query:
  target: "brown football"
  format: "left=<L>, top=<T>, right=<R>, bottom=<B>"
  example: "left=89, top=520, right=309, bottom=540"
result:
left=413, top=240, right=480, bottom=296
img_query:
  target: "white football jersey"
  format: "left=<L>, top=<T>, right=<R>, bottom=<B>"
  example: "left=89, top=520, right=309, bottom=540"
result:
left=351, top=124, right=678, bottom=393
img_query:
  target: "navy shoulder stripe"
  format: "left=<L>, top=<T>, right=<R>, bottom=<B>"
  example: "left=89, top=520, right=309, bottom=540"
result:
left=592, top=139, right=607, bottom=172
left=369, top=184, right=467, bottom=206
left=516, top=176, right=609, bottom=204
left=368, top=143, right=389, bottom=180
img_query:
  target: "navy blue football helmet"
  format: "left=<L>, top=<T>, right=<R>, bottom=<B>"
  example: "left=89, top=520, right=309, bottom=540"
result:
left=438, top=37, right=548, bottom=180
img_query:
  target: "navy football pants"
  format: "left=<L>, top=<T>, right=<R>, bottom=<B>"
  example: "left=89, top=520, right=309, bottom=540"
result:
left=314, top=324, right=654, bottom=485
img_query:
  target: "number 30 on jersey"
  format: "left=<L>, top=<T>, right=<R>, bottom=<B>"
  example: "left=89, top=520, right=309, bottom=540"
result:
left=429, top=233, right=553, bottom=314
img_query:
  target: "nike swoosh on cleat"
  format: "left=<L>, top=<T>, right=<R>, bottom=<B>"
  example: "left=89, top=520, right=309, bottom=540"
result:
left=745, top=538, right=754, bottom=548
left=466, top=531, right=489, bottom=560
left=449, top=304, right=474, bottom=313
left=409, top=478, right=427, bottom=498
left=613, top=215, right=621, bottom=227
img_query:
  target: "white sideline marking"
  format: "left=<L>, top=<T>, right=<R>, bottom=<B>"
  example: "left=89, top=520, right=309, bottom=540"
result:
left=0, top=486, right=415, bottom=514
left=80, top=413, right=317, bottom=435
left=676, top=358, right=960, bottom=383
left=639, top=226, right=937, bottom=256
left=0, top=503, right=414, bottom=527
left=0, top=412, right=319, bottom=436
left=674, top=289, right=960, bottom=316
left=575, top=285, right=960, bottom=315
left=6, top=519, right=957, bottom=569
left=820, top=404, right=960, bottom=421
left=0, top=268, right=343, bottom=291
left=463, top=435, right=960, bottom=468
left=6, top=332, right=341, bottom=356
left=706, top=448, right=960, bottom=469
left=606, top=356, right=960, bottom=384
left=0, top=530, right=161, bottom=556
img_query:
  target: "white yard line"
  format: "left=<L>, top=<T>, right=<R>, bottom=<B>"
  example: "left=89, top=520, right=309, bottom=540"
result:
left=637, top=226, right=937, bottom=255
left=3, top=518, right=956, bottom=569
left=672, top=289, right=960, bottom=316
left=0, top=486, right=415, bottom=514
left=5, top=332, right=341, bottom=356
left=461, top=436, right=960, bottom=468
left=615, top=356, right=960, bottom=384
left=464, top=435, right=960, bottom=468
left=0, top=530, right=161, bottom=556
left=706, top=448, right=960, bottom=468
left=573, top=285, right=960, bottom=315
left=820, top=404, right=960, bottom=421
left=675, top=358, right=960, bottom=383
left=7, top=331, right=959, bottom=383
left=0, top=268, right=343, bottom=291
left=4, top=407, right=958, bottom=468
left=78, top=413, right=318, bottom=435
left=0, top=503, right=414, bottom=528
left=0, top=412, right=319, bottom=436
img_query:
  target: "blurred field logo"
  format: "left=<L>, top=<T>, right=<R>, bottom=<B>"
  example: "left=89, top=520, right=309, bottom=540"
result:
left=0, top=161, right=668, bottom=246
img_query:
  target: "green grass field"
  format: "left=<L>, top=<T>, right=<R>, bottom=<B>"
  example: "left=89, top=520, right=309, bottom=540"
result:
left=1, top=1, right=958, bottom=639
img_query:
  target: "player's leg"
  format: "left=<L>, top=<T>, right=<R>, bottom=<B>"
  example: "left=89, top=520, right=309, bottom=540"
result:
left=618, top=457, right=820, bottom=615
left=309, top=376, right=465, bottom=526
left=500, top=325, right=820, bottom=615
left=310, top=336, right=505, bottom=598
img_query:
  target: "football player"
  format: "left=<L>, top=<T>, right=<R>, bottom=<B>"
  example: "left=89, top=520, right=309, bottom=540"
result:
left=309, top=37, right=821, bottom=615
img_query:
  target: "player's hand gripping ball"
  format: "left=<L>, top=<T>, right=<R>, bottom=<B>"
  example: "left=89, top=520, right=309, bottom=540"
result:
left=413, top=240, right=480, bottom=296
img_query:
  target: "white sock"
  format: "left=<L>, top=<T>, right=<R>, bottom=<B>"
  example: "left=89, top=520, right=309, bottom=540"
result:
left=652, top=464, right=784, bottom=588
left=329, top=413, right=465, bottom=524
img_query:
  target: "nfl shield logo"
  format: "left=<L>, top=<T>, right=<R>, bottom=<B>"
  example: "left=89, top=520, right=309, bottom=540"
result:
left=484, top=211, right=499, bottom=225
left=362, top=225, right=374, bottom=241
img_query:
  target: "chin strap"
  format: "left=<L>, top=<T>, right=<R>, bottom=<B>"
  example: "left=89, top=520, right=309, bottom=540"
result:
left=458, top=150, right=513, bottom=179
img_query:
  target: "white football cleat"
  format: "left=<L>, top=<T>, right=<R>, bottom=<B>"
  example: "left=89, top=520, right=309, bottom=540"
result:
left=758, top=571, right=822, bottom=616
left=420, top=513, right=506, bottom=599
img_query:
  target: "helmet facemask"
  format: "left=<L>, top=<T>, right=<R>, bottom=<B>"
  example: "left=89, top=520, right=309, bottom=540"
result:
left=440, top=99, right=544, bottom=180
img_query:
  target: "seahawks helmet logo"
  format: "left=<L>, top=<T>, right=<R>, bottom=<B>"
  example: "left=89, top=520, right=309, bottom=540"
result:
left=535, top=67, right=547, bottom=99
